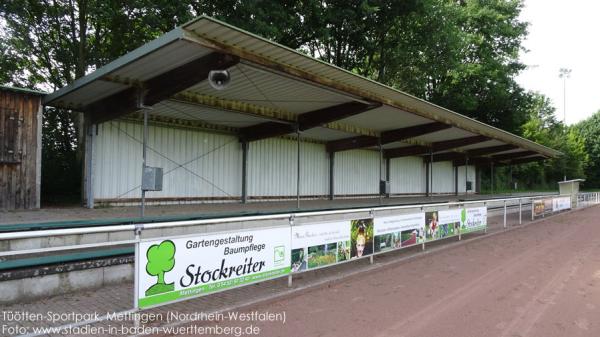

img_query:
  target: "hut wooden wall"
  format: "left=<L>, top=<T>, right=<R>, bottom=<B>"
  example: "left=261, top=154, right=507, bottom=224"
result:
left=0, top=89, right=42, bottom=210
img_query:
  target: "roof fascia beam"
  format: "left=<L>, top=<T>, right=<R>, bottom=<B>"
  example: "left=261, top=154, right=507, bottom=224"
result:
left=240, top=101, right=379, bottom=142
left=384, top=145, right=429, bottom=159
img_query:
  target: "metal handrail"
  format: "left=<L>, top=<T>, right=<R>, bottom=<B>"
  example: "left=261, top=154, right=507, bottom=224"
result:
left=0, top=193, right=563, bottom=242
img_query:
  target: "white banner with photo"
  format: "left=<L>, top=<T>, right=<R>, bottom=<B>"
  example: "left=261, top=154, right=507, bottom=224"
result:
left=552, top=197, right=571, bottom=212
left=290, top=221, right=351, bottom=272
left=373, top=213, right=425, bottom=252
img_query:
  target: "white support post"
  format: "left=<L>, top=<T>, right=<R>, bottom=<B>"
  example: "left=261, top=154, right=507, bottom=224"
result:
left=458, top=206, right=462, bottom=241
left=133, top=224, right=142, bottom=328
left=484, top=202, right=488, bottom=233
left=421, top=206, right=426, bottom=250
left=519, top=198, right=522, bottom=225
left=370, top=209, right=375, bottom=264
left=288, top=216, right=294, bottom=288
left=134, top=232, right=140, bottom=310
left=531, top=199, right=535, bottom=221
left=503, top=200, right=507, bottom=228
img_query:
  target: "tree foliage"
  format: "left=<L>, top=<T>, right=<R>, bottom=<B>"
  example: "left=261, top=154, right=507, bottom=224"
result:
left=1, top=0, right=597, bottom=200
left=576, top=110, right=600, bottom=188
left=511, top=93, right=588, bottom=189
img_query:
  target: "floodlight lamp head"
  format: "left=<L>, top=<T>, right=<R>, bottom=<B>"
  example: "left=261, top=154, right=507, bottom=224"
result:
left=208, top=70, right=231, bottom=90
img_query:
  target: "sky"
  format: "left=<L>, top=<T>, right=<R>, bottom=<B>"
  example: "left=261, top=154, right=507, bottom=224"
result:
left=517, top=0, right=600, bottom=125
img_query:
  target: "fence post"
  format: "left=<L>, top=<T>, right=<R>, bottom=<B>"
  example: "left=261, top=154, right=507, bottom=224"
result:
left=458, top=204, right=462, bottom=241
left=134, top=235, right=139, bottom=310
left=288, top=215, right=294, bottom=288
left=133, top=224, right=142, bottom=328
left=531, top=198, right=534, bottom=221
left=503, top=200, right=507, bottom=228
left=421, top=206, right=426, bottom=250
left=370, top=209, right=375, bottom=264
left=519, top=198, right=522, bottom=225
left=484, top=202, right=487, bottom=233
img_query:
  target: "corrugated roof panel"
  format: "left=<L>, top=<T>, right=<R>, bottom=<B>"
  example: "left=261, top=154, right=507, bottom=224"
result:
left=45, top=16, right=561, bottom=158
left=55, top=80, right=128, bottom=108
left=150, top=100, right=270, bottom=128
left=454, top=140, right=505, bottom=151
left=339, top=105, right=432, bottom=131
left=411, top=128, right=476, bottom=143
left=185, top=63, right=353, bottom=114
left=112, top=40, right=210, bottom=81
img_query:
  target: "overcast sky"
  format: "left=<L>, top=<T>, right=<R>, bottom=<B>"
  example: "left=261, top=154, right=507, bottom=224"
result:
left=517, top=0, right=600, bottom=125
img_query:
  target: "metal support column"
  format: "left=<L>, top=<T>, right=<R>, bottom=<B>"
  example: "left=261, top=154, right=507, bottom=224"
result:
left=430, top=148, right=434, bottom=199
left=490, top=162, right=495, bottom=195
left=379, top=139, right=383, bottom=205
left=385, top=157, right=391, bottom=198
left=296, top=129, right=301, bottom=210
left=241, top=141, right=248, bottom=204
left=84, top=120, right=95, bottom=209
left=454, top=166, right=458, bottom=196
left=509, top=164, right=513, bottom=194
left=141, top=109, right=148, bottom=218
left=465, top=156, right=469, bottom=195
left=425, top=160, right=430, bottom=197
left=328, top=151, right=335, bottom=200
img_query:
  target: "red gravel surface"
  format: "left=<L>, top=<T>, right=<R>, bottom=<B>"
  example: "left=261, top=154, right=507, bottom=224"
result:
left=182, top=206, right=600, bottom=337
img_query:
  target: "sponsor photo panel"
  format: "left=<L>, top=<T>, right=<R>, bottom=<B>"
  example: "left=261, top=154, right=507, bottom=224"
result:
left=290, top=220, right=351, bottom=272
left=374, top=213, right=425, bottom=253
left=350, top=218, right=374, bottom=258
left=437, top=209, right=461, bottom=239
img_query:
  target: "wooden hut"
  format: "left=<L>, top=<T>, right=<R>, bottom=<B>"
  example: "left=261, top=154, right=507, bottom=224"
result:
left=0, top=86, right=45, bottom=210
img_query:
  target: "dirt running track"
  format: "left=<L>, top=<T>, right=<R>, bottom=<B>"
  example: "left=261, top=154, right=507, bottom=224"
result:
left=184, top=206, right=600, bottom=337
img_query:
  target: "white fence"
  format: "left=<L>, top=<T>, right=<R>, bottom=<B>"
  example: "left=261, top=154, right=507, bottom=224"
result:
left=0, top=192, right=598, bottom=334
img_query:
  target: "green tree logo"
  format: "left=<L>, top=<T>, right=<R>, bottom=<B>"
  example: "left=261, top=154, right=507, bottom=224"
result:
left=145, top=240, right=176, bottom=296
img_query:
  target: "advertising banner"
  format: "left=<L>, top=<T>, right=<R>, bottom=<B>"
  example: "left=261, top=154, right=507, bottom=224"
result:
left=373, top=213, right=425, bottom=253
left=543, top=199, right=553, bottom=214
left=291, top=220, right=351, bottom=272
left=137, top=227, right=291, bottom=308
left=462, top=207, right=487, bottom=233
left=437, top=209, right=461, bottom=238
left=533, top=200, right=544, bottom=216
left=552, top=197, right=571, bottom=212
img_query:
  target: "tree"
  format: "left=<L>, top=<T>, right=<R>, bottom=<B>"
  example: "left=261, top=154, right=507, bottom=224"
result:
left=145, top=240, right=176, bottom=296
left=576, top=110, right=600, bottom=188
left=515, top=93, right=588, bottom=188
left=0, top=0, right=196, bottom=202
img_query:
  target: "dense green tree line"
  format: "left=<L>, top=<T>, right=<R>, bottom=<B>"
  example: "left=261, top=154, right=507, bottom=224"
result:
left=0, top=0, right=595, bottom=202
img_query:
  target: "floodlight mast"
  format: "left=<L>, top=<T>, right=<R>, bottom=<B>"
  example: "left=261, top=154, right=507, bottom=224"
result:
left=558, top=67, right=571, bottom=182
